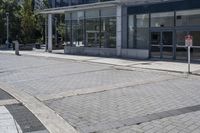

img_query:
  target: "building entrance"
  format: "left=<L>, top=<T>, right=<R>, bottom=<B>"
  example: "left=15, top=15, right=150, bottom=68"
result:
left=151, top=31, right=174, bottom=59
left=86, top=31, right=100, bottom=47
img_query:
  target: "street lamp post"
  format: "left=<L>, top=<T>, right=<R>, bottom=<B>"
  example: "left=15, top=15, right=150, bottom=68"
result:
left=6, top=12, right=9, bottom=48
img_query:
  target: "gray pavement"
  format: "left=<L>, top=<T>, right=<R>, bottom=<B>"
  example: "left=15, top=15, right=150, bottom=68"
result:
left=44, top=76, right=200, bottom=132
left=1, top=50, right=200, bottom=74
left=0, top=87, right=49, bottom=133
left=0, top=53, right=200, bottom=133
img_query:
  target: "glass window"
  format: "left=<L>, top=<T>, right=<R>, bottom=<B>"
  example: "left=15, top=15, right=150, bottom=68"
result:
left=64, top=8, right=116, bottom=48
left=85, top=0, right=98, bottom=4
left=101, top=7, right=116, bottom=18
left=100, top=7, right=116, bottom=48
left=128, top=15, right=135, bottom=48
left=61, top=0, right=69, bottom=6
left=176, top=30, right=200, bottom=60
left=151, top=12, right=174, bottom=27
left=71, top=11, right=84, bottom=20
left=128, top=14, right=149, bottom=49
left=71, top=11, right=85, bottom=47
left=135, top=28, right=149, bottom=49
left=65, top=13, right=71, bottom=45
left=55, top=0, right=61, bottom=7
left=86, top=18, right=100, bottom=47
left=136, top=14, right=149, bottom=28
left=176, top=31, right=200, bottom=47
left=65, top=12, right=71, bottom=20
left=176, top=9, right=200, bottom=26
left=176, top=31, right=188, bottom=46
left=85, top=9, right=99, bottom=19
left=85, top=9, right=100, bottom=47
left=101, top=17, right=116, bottom=48
left=65, top=20, right=71, bottom=45
left=71, top=0, right=84, bottom=5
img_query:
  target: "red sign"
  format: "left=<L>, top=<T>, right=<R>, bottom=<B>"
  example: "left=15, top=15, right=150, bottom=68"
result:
left=185, top=35, right=193, bottom=47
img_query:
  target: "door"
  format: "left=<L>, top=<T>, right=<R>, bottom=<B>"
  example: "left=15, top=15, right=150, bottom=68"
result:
left=151, top=31, right=174, bottom=59
left=86, top=31, right=100, bottom=47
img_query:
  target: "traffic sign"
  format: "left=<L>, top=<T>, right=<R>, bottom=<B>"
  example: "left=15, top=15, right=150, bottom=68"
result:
left=185, top=35, right=193, bottom=47
left=185, top=35, right=193, bottom=73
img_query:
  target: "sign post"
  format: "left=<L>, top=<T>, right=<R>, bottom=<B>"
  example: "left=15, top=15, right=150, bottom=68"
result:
left=188, top=46, right=191, bottom=73
left=185, top=35, right=193, bottom=74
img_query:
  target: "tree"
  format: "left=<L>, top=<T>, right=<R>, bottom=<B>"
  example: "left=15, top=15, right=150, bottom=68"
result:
left=0, top=0, right=21, bottom=44
left=0, top=0, right=47, bottom=45
left=20, top=0, right=36, bottom=44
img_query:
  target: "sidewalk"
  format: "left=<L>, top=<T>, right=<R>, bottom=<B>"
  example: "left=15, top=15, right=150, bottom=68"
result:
left=0, top=88, right=49, bottom=133
left=0, top=50, right=200, bottom=74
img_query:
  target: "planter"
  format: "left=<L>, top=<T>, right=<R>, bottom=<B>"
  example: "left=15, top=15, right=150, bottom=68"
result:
left=64, top=46, right=117, bottom=57
left=19, top=44, right=33, bottom=51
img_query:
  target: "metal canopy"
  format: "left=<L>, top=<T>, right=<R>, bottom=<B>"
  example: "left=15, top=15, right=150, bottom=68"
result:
left=37, top=1, right=120, bottom=14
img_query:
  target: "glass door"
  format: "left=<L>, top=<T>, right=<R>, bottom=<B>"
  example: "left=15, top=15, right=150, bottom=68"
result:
left=151, top=32, right=161, bottom=58
left=86, top=31, right=100, bottom=47
left=151, top=31, right=174, bottom=59
left=162, top=31, right=174, bottom=59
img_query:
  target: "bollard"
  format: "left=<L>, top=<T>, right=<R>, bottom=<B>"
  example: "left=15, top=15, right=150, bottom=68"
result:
left=13, top=40, right=19, bottom=55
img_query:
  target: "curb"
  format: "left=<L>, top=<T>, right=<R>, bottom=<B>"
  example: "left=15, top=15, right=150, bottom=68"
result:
left=0, top=82, right=79, bottom=133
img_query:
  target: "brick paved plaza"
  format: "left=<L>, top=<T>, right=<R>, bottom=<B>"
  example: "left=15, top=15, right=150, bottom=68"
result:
left=1, top=53, right=200, bottom=133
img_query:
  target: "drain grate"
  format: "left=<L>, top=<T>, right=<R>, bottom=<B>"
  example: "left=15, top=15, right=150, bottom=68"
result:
left=6, top=104, right=48, bottom=133
left=0, top=88, right=14, bottom=100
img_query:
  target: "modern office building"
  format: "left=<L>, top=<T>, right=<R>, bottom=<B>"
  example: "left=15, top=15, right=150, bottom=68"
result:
left=17, top=0, right=45, bottom=10
left=34, top=0, right=45, bottom=10
left=40, top=0, right=200, bottom=61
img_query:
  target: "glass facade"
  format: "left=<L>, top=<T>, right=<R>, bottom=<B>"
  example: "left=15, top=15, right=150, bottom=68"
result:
left=47, top=0, right=200, bottom=60
left=85, top=9, right=100, bottom=47
left=65, top=7, right=116, bottom=48
left=101, top=8, right=116, bottom=48
left=128, top=14, right=149, bottom=49
left=128, top=9, right=200, bottom=61
left=71, top=11, right=84, bottom=47
left=176, top=9, right=200, bottom=26
left=151, top=12, right=174, bottom=28
left=176, top=9, right=200, bottom=60
left=49, top=0, right=113, bottom=8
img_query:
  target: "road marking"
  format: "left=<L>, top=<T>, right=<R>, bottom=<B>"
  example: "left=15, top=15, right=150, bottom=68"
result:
left=0, top=99, right=19, bottom=106
left=0, top=82, right=78, bottom=133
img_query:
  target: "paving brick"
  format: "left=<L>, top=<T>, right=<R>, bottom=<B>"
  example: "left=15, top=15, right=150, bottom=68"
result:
left=1, top=54, right=200, bottom=133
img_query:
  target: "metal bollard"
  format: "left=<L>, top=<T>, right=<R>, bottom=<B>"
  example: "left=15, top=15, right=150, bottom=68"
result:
left=13, top=40, right=19, bottom=55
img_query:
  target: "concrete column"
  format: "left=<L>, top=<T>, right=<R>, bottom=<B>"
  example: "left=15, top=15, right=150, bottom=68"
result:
left=116, top=5, right=122, bottom=57
left=55, top=17, right=58, bottom=47
left=122, top=6, right=128, bottom=49
left=48, top=14, right=53, bottom=52
left=45, top=15, right=48, bottom=52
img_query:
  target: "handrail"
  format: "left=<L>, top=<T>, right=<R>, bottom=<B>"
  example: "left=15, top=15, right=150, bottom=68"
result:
left=177, top=45, right=200, bottom=48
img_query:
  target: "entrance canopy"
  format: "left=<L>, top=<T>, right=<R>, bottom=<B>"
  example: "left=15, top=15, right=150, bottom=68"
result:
left=38, top=1, right=120, bottom=14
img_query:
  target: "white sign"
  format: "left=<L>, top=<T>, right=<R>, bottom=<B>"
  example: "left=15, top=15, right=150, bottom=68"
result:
left=185, top=35, right=193, bottom=47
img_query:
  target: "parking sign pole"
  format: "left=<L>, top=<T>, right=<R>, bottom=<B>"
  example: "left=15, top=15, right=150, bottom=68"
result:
left=185, top=35, right=192, bottom=74
left=188, top=46, right=191, bottom=74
